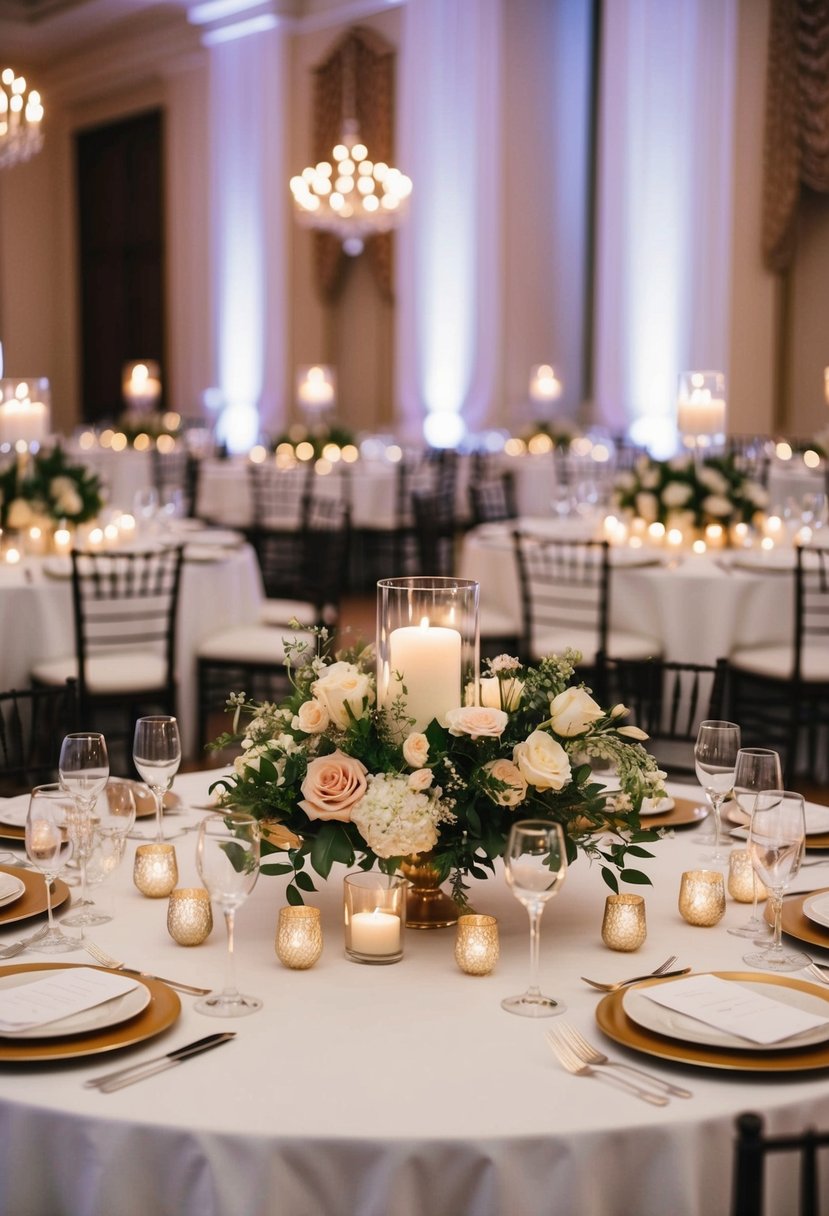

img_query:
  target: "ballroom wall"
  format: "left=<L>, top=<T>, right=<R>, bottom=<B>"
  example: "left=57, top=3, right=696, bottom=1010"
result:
left=0, top=0, right=819, bottom=446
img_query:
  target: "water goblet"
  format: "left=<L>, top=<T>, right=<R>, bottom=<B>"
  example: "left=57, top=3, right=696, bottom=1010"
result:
left=744, top=790, right=809, bottom=972
left=72, top=779, right=137, bottom=924
left=501, top=819, right=568, bottom=1017
left=133, top=716, right=181, bottom=842
left=726, top=748, right=782, bottom=940
left=25, top=784, right=78, bottom=953
left=58, top=731, right=110, bottom=928
left=195, top=811, right=262, bottom=1018
left=694, top=720, right=740, bottom=865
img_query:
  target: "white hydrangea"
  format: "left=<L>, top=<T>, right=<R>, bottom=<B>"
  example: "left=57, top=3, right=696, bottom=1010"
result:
left=350, top=773, right=444, bottom=859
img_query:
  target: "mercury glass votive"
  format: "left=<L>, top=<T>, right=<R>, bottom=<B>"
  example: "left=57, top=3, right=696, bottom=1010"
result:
left=679, top=869, right=726, bottom=926
left=601, top=894, right=647, bottom=951
left=454, top=914, right=500, bottom=975
left=133, top=843, right=178, bottom=898
left=276, top=905, right=323, bottom=970
left=727, top=849, right=768, bottom=904
left=167, top=886, right=213, bottom=945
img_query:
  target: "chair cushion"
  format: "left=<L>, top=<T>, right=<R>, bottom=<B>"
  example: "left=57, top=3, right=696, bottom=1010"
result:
left=259, top=598, right=319, bottom=627
left=32, top=652, right=169, bottom=694
left=198, top=624, right=316, bottom=665
left=731, top=643, right=829, bottom=682
left=530, top=628, right=661, bottom=665
left=480, top=605, right=519, bottom=638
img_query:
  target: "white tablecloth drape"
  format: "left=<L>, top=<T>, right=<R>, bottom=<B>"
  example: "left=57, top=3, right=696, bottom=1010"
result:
left=1, top=771, right=828, bottom=1215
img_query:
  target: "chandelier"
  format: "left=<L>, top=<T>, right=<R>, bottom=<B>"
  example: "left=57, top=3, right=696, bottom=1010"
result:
left=0, top=68, right=44, bottom=171
left=289, top=38, right=411, bottom=257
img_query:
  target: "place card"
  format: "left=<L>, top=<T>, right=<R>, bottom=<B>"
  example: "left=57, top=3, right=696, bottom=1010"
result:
left=0, top=968, right=139, bottom=1033
left=641, top=974, right=829, bottom=1045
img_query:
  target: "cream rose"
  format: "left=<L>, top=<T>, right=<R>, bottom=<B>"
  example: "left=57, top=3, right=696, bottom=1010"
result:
left=6, top=498, right=33, bottom=529
left=478, top=675, right=524, bottom=712
left=298, top=749, right=368, bottom=821
left=312, top=661, right=374, bottom=729
left=445, top=706, right=508, bottom=739
left=617, top=724, right=649, bottom=741
left=513, top=730, right=572, bottom=791
left=549, top=687, right=604, bottom=737
left=403, top=732, right=429, bottom=767
left=408, top=767, right=434, bottom=793
left=292, top=699, right=330, bottom=734
left=482, top=758, right=527, bottom=807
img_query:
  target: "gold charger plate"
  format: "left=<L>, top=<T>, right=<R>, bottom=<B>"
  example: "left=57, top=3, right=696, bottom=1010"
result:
left=773, top=888, right=829, bottom=951
left=0, top=864, right=69, bottom=926
left=0, top=963, right=181, bottom=1062
left=641, top=798, right=708, bottom=831
left=133, top=786, right=182, bottom=819
left=596, top=971, right=829, bottom=1072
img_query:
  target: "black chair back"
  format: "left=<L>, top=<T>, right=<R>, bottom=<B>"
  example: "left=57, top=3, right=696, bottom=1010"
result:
left=468, top=472, right=517, bottom=526
left=248, top=462, right=314, bottom=530
left=0, top=681, right=79, bottom=797
left=733, top=1111, right=829, bottom=1216
left=151, top=448, right=200, bottom=518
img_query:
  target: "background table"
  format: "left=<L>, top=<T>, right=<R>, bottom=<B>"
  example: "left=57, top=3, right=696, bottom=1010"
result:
left=1, top=772, right=828, bottom=1215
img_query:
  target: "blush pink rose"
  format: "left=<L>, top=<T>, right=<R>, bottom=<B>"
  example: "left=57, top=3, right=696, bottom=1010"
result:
left=298, top=749, right=368, bottom=822
left=445, top=706, right=508, bottom=739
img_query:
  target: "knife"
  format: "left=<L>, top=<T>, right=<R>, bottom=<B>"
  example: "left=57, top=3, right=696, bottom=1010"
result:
left=85, top=1032, right=235, bottom=1093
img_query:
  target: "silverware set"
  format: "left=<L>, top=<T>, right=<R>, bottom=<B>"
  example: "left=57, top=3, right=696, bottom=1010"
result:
left=580, top=954, right=691, bottom=992
left=546, top=1023, right=693, bottom=1105
left=82, top=939, right=211, bottom=996
left=85, top=1032, right=236, bottom=1093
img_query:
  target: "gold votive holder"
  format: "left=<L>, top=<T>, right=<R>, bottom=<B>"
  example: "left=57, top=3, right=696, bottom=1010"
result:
left=454, top=914, right=500, bottom=975
left=727, top=849, right=768, bottom=904
left=679, top=869, right=726, bottom=926
left=601, top=894, right=647, bottom=951
left=167, top=887, right=213, bottom=945
left=276, top=905, right=323, bottom=970
left=133, top=843, right=178, bottom=898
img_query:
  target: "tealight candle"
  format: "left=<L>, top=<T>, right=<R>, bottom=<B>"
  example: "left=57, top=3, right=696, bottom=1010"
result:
left=343, top=871, right=406, bottom=964
left=276, top=905, right=323, bottom=970
left=133, top=843, right=178, bottom=898
left=454, top=914, right=500, bottom=975
left=5, top=547, right=20, bottom=565
left=692, top=539, right=707, bottom=555
left=167, top=886, right=213, bottom=945
left=53, top=524, right=71, bottom=554
left=727, top=850, right=768, bottom=904
left=667, top=528, right=684, bottom=548
left=705, top=523, right=725, bottom=549
left=601, top=894, right=647, bottom=951
left=679, top=869, right=725, bottom=926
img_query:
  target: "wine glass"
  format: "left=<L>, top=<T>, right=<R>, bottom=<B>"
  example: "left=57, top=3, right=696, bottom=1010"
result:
left=195, top=811, right=261, bottom=1018
left=133, top=716, right=181, bottom=842
left=58, top=731, right=110, bottom=928
left=501, top=819, right=568, bottom=1017
left=694, top=720, right=741, bottom=864
left=727, top=748, right=782, bottom=940
left=68, top=779, right=137, bottom=924
left=744, top=790, right=808, bottom=972
left=25, top=785, right=78, bottom=953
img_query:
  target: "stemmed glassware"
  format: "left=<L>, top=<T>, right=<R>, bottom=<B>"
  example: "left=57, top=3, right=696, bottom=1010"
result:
left=132, top=716, right=181, bottom=842
left=58, top=732, right=110, bottom=928
left=694, top=720, right=741, bottom=864
left=744, top=790, right=808, bottom=972
left=74, top=780, right=137, bottom=925
left=25, top=785, right=78, bottom=953
left=195, top=811, right=262, bottom=1018
left=501, top=820, right=568, bottom=1017
left=727, top=748, right=782, bottom=940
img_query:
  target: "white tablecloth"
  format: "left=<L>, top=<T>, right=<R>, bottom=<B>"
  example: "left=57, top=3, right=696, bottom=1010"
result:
left=460, top=519, right=794, bottom=663
left=0, top=543, right=263, bottom=756
left=1, top=771, right=828, bottom=1215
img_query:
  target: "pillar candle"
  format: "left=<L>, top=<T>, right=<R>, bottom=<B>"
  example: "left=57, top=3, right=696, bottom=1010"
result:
left=388, top=619, right=461, bottom=730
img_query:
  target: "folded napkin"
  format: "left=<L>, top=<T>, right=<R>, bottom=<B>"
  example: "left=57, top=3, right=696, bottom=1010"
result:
left=0, top=968, right=138, bottom=1033
left=642, top=974, right=829, bottom=1045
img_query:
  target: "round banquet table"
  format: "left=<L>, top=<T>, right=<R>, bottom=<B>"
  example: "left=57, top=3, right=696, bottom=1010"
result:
left=460, top=518, right=796, bottom=664
left=0, top=538, right=263, bottom=757
left=1, top=773, right=829, bottom=1215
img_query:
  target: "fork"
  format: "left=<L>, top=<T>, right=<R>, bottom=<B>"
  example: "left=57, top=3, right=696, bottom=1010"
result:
left=82, top=940, right=211, bottom=996
left=580, top=954, right=681, bottom=992
left=555, top=1021, right=693, bottom=1098
left=0, top=924, right=49, bottom=959
left=545, top=1031, right=668, bottom=1106
left=805, top=963, right=829, bottom=986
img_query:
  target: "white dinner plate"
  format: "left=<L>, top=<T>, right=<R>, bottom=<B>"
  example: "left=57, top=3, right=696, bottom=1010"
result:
left=183, top=545, right=227, bottom=563
left=0, top=969, right=151, bottom=1040
left=608, top=548, right=663, bottom=569
left=0, top=872, right=25, bottom=909
left=802, top=892, right=829, bottom=930
left=0, top=796, right=29, bottom=828
left=179, top=529, right=243, bottom=548
left=622, top=978, right=829, bottom=1052
left=639, top=796, right=675, bottom=816
left=726, top=801, right=829, bottom=836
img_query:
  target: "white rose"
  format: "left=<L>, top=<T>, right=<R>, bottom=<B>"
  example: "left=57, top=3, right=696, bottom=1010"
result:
left=697, top=466, right=729, bottom=494
left=617, top=725, right=649, bottom=740
left=478, top=675, right=524, bottom=712
left=408, top=768, right=434, bottom=792
left=513, top=730, right=572, bottom=791
left=668, top=455, right=692, bottom=472
left=445, top=706, right=508, bottom=739
left=549, top=687, right=604, bottom=737
left=6, top=498, right=33, bottom=529
left=662, top=480, right=693, bottom=508
left=312, top=661, right=374, bottom=729
left=634, top=492, right=659, bottom=523
left=57, top=487, right=83, bottom=516
left=403, top=732, right=429, bottom=767
left=482, top=758, right=527, bottom=807
left=702, top=494, right=732, bottom=518
left=640, top=469, right=660, bottom=490
left=744, top=481, right=769, bottom=508
left=615, top=471, right=636, bottom=492
left=292, top=699, right=330, bottom=734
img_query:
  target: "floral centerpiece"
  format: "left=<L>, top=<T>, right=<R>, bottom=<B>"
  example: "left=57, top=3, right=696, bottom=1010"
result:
left=117, top=408, right=182, bottom=447
left=612, top=452, right=768, bottom=530
left=272, top=420, right=357, bottom=461
left=209, top=633, right=665, bottom=909
left=0, top=444, right=103, bottom=531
